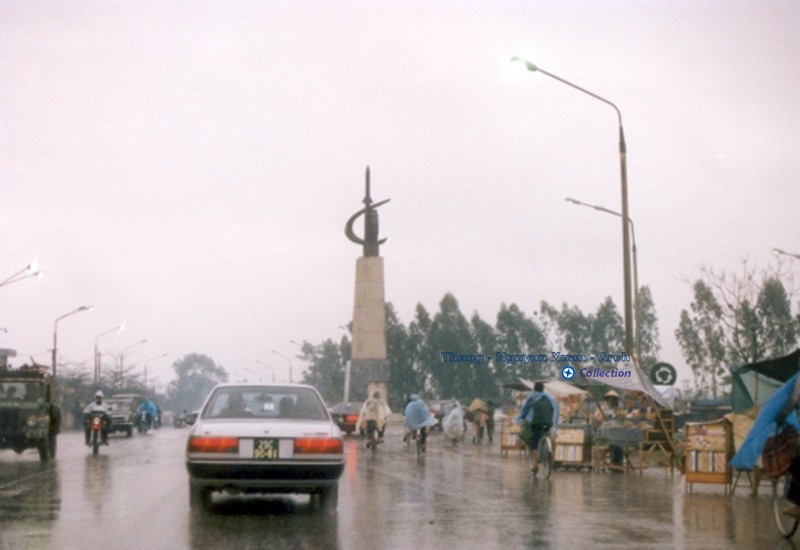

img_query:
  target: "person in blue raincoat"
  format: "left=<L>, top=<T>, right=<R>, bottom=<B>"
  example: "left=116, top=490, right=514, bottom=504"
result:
left=138, top=398, right=159, bottom=430
left=515, top=382, right=559, bottom=476
left=403, top=394, right=437, bottom=453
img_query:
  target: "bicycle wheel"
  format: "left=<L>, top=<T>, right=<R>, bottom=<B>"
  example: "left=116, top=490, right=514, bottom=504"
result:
left=538, top=436, right=553, bottom=479
left=416, top=431, right=422, bottom=455
left=774, top=474, right=800, bottom=538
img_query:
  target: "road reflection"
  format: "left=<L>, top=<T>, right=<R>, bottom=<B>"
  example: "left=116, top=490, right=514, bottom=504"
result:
left=83, top=454, right=112, bottom=518
left=188, top=495, right=339, bottom=549
left=0, top=457, right=60, bottom=548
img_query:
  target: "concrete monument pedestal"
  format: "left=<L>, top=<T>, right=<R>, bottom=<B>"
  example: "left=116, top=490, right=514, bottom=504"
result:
left=344, top=167, right=391, bottom=403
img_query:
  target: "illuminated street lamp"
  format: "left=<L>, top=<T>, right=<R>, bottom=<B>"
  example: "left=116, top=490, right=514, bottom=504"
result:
left=271, top=349, right=293, bottom=383
left=1, top=262, right=45, bottom=289
left=53, top=305, right=93, bottom=382
left=94, top=324, right=124, bottom=386
left=566, top=197, right=641, bottom=359
left=255, top=360, right=276, bottom=382
left=773, top=248, right=800, bottom=261
left=512, top=57, right=635, bottom=355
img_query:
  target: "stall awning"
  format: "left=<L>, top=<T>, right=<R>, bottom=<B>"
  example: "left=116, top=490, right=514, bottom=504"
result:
left=731, top=349, right=800, bottom=413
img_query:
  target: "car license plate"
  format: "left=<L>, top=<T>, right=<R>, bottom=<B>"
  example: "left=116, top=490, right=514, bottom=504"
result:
left=253, top=438, right=279, bottom=460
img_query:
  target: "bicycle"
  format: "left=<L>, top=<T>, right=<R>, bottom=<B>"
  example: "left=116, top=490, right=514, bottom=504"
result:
left=537, top=430, right=554, bottom=480
left=773, top=473, right=799, bottom=538
left=411, top=427, right=427, bottom=455
left=366, top=420, right=379, bottom=452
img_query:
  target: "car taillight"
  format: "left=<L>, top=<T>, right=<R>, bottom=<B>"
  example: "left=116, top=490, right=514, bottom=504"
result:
left=294, top=437, right=343, bottom=454
left=188, top=436, right=239, bottom=454
left=345, top=415, right=358, bottom=424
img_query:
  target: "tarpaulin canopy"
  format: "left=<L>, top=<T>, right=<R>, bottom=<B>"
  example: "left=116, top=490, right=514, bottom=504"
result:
left=730, top=372, right=800, bottom=470
left=581, top=360, right=673, bottom=410
left=731, top=349, right=800, bottom=413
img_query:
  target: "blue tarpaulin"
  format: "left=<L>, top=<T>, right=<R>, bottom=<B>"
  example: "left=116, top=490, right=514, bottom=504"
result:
left=730, top=372, right=800, bottom=471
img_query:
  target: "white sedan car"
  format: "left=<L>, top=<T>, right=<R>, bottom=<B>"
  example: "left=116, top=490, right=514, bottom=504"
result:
left=185, top=383, right=344, bottom=511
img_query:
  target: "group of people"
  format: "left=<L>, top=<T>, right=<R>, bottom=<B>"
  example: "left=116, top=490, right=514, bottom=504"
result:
left=355, top=391, right=538, bottom=456
left=82, top=390, right=160, bottom=446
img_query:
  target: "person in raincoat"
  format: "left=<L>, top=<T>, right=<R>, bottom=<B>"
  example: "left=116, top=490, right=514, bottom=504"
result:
left=467, top=398, right=489, bottom=444
left=358, top=391, right=391, bottom=448
left=403, top=394, right=437, bottom=453
left=442, top=398, right=465, bottom=446
left=515, top=382, right=559, bottom=476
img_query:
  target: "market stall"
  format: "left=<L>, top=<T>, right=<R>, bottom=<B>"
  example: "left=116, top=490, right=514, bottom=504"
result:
left=728, top=349, right=800, bottom=495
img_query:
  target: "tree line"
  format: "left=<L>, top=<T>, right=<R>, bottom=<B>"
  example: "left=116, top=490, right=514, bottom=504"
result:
left=53, top=259, right=800, bottom=415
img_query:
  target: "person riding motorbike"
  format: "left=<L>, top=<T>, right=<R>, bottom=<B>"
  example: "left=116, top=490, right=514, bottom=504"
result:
left=138, top=398, right=159, bottom=431
left=83, top=390, right=111, bottom=446
left=358, top=391, right=391, bottom=449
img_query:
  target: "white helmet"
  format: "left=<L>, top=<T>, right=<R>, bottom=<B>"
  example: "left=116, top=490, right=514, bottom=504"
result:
left=94, top=390, right=104, bottom=399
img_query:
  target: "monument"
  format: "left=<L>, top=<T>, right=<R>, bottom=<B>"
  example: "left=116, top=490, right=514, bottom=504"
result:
left=344, top=166, right=390, bottom=403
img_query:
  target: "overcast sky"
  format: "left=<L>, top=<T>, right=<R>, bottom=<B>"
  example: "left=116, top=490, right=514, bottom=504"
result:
left=2, top=1, right=799, bottom=392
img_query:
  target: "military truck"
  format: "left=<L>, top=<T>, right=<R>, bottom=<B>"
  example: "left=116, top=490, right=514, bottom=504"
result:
left=0, top=366, right=61, bottom=461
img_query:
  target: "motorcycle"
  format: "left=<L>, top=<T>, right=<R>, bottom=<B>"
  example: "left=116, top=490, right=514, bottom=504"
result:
left=138, top=411, right=152, bottom=434
left=85, top=411, right=108, bottom=455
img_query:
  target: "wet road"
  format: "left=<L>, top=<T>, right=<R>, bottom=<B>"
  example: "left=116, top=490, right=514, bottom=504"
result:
left=0, top=424, right=795, bottom=549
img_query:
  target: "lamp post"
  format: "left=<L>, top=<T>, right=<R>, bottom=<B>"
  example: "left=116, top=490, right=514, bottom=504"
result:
left=513, top=57, right=635, bottom=355
left=1, top=263, right=45, bottom=289
left=53, top=305, right=93, bottom=382
left=271, top=349, right=293, bottom=383
left=94, top=324, right=123, bottom=387
left=566, top=197, right=641, bottom=359
left=143, top=353, right=168, bottom=391
left=255, top=360, right=276, bottom=382
left=117, top=339, right=147, bottom=389
left=773, top=248, right=800, bottom=261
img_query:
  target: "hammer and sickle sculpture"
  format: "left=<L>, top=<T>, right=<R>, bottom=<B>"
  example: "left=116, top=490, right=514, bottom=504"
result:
left=345, top=166, right=390, bottom=257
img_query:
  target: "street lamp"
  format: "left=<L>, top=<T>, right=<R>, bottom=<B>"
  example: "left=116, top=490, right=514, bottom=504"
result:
left=773, top=248, right=800, bottom=261
left=512, top=57, right=635, bottom=355
left=117, top=339, right=147, bottom=387
left=255, top=360, right=276, bottom=382
left=143, top=353, right=168, bottom=390
left=1, top=263, right=45, bottom=289
left=271, top=349, right=293, bottom=383
left=53, top=305, right=93, bottom=382
left=94, top=324, right=124, bottom=386
left=566, top=197, right=641, bottom=359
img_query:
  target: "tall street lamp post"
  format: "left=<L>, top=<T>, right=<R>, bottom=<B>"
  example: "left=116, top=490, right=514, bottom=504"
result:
left=117, top=339, right=147, bottom=388
left=53, top=305, right=93, bottom=382
left=143, top=353, right=168, bottom=390
left=513, top=57, right=635, bottom=355
left=255, top=360, right=276, bottom=382
left=566, top=197, right=641, bottom=359
left=271, top=349, right=293, bottom=383
left=94, top=324, right=123, bottom=387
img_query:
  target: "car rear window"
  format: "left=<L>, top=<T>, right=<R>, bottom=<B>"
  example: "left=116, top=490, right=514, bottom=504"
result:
left=202, top=386, right=328, bottom=421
